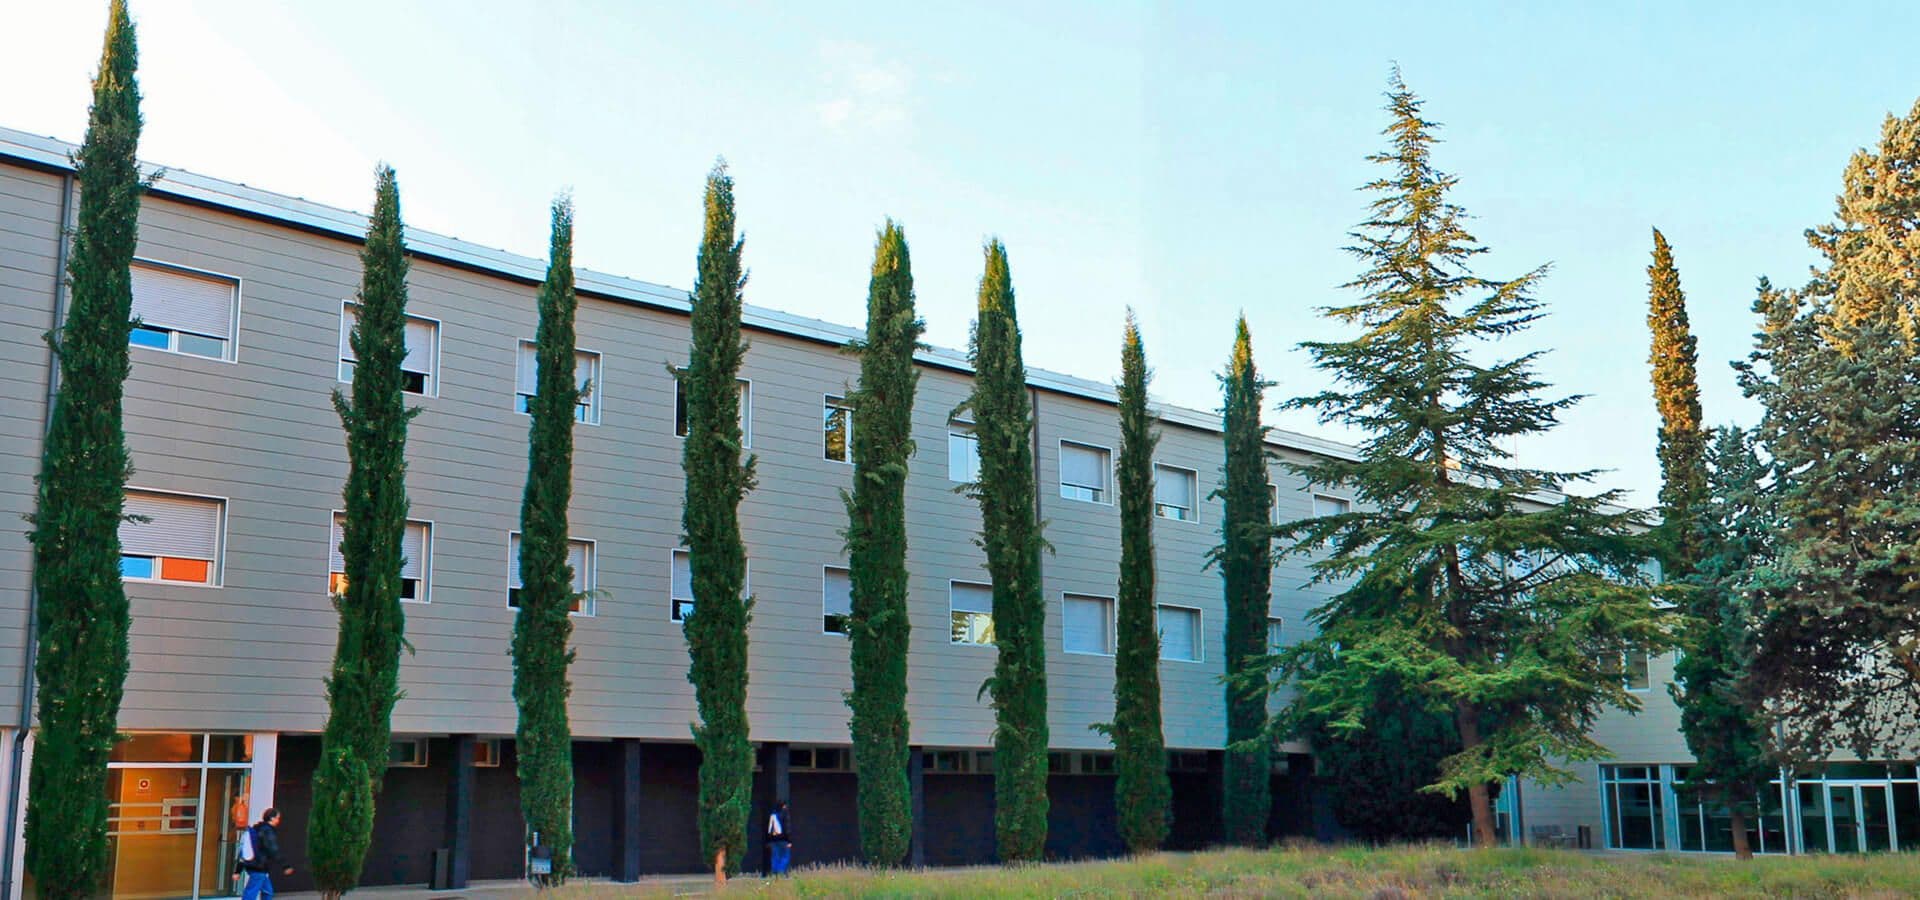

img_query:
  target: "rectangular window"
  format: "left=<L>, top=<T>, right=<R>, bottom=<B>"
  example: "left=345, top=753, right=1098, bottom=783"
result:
left=1154, top=464, right=1198, bottom=521
left=823, top=395, right=853, bottom=463
left=330, top=514, right=430, bottom=602
left=823, top=566, right=853, bottom=635
left=128, top=261, right=238, bottom=360
left=673, top=372, right=751, bottom=446
left=1600, top=764, right=1667, bottom=850
left=1157, top=604, right=1201, bottom=662
left=387, top=738, right=429, bottom=768
left=508, top=532, right=595, bottom=615
left=340, top=303, right=439, bottom=396
left=948, top=421, right=981, bottom=483
left=1062, top=593, right=1115, bottom=656
left=1623, top=649, right=1651, bottom=691
left=472, top=739, right=503, bottom=768
left=516, top=341, right=602, bottom=424
left=119, top=491, right=224, bottom=586
left=1059, top=441, right=1111, bottom=503
left=1312, top=494, right=1351, bottom=518
left=1267, top=616, right=1283, bottom=649
left=670, top=549, right=695, bottom=622
left=950, top=581, right=995, bottom=646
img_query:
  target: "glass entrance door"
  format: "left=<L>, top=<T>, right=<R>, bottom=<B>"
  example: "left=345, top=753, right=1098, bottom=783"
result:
left=1817, top=783, right=1895, bottom=853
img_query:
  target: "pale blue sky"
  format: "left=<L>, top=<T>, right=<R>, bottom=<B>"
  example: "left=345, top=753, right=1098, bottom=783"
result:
left=8, top=2, right=1920, bottom=505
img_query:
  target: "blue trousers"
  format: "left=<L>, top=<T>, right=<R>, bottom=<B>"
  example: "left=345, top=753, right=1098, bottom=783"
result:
left=769, top=840, right=791, bottom=875
left=241, top=870, right=274, bottom=900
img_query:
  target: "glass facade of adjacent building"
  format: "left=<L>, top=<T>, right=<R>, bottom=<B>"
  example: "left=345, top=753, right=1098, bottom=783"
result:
left=1601, top=763, right=1920, bottom=855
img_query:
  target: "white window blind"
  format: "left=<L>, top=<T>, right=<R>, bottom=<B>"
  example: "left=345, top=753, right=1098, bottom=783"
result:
left=1158, top=605, right=1200, bottom=662
left=824, top=567, right=853, bottom=618
left=402, top=318, right=435, bottom=374
left=330, top=515, right=427, bottom=580
left=671, top=550, right=693, bottom=600
left=1063, top=594, right=1113, bottom=655
left=948, top=426, right=981, bottom=483
left=1060, top=443, right=1108, bottom=492
left=515, top=341, right=538, bottom=395
left=121, top=492, right=221, bottom=559
left=1155, top=466, right=1195, bottom=510
left=130, top=263, right=234, bottom=339
left=951, top=582, right=993, bottom=614
left=1312, top=494, right=1351, bottom=518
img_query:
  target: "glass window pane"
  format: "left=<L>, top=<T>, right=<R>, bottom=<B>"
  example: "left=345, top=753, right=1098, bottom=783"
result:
left=121, top=555, right=156, bottom=580
left=129, top=326, right=171, bottom=350
left=823, top=397, right=851, bottom=462
left=948, top=428, right=979, bottom=483
left=175, top=332, right=226, bottom=358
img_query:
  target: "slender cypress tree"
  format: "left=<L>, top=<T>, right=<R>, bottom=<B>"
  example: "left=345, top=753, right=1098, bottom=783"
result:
left=311, top=165, right=416, bottom=898
left=1646, top=228, right=1708, bottom=577
left=681, top=162, right=756, bottom=881
left=842, top=220, right=922, bottom=866
left=1269, top=72, right=1670, bottom=848
left=24, top=4, right=142, bottom=894
left=1214, top=316, right=1274, bottom=846
left=1104, top=311, right=1170, bottom=853
left=963, top=239, right=1049, bottom=862
left=512, top=197, right=580, bottom=878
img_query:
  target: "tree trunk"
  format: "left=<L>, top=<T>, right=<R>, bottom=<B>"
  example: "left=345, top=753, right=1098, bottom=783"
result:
left=1455, top=702, right=1498, bottom=848
left=1729, top=808, right=1753, bottom=860
left=713, top=848, right=727, bottom=888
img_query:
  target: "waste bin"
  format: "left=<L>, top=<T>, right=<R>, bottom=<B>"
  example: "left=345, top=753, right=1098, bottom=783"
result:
left=1577, top=824, right=1592, bottom=849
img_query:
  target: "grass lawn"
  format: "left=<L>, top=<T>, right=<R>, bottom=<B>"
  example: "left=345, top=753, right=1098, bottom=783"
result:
left=558, top=844, right=1920, bottom=898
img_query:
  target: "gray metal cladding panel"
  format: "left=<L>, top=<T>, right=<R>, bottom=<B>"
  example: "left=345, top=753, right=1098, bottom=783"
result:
left=0, top=163, right=66, bottom=723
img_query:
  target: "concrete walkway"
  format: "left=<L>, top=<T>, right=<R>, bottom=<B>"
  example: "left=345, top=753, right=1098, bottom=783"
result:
left=272, top=873, right=743, bottom=899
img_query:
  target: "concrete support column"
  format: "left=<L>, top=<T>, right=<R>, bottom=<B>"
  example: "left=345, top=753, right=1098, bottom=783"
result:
left=908, top=746, right=926, bottom=868
left=444, top=734, right=475, bottom=889
left=614, top=739, right=642, bottom=882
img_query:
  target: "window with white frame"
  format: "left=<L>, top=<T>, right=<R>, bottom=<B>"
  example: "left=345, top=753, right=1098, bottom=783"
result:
left=1157, top=604, right=1201, bottom=662
left=823, top=566, right=853, bottom=635
left=330, top=514, right=431, bottom=602
left=1312, top=494, right=1351, bottom=518
left=950, top=581, right=995, bottom=645
left=1267, top=616, right=1283, bottom=649
left=472, top=739, right=503, bottom=767
left=340, top=303, right=439, bottom=395
left=516, top=341, right=602, bottom=424
left=1063, top=593, right=1115, bottom=655
left=673, top=371, right=751, bottom=446
left=119, top=491, right=224, bottom=586
left=508, top=533, right=595, bottom=615
left=388, top=738, right=429, bottom=768
left=948, top=421, right=980, bottom=483
left=1059, top=441, right=1111, bottom=503
left=823, top=395, right=853, bottom=463
left=670, top=549, right=695, bottom=622
left=1154, top=464, right=1197, bottom=521
left=1623, top=649, right=1651, bottom=691
left=127, top=261, right=238, bottom=360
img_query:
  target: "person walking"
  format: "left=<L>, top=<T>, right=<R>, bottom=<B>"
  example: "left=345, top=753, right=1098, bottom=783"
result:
left=238, top=808, right=293, bottom=900
left=767, top=800, right=793, bottom=876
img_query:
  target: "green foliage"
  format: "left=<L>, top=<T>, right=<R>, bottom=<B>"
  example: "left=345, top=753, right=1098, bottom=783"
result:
left=1299, top=670, right=1469, bottom=842
left=1268, top=72, right=1671, bottom=847
left=1669, top=428, right=1775, bottom=848
left=1739, top=97, right=1920, bottom=762
left=312, top=164, right=416, bottom=894
left=842, top=221, right=923, bottom=866
left=512, top=197, right=580, bottom=879
left=1213, top=317, right=1273, bottom=846
left=962, top=239, right=1049, bottom=862
left=1101, top=311, right=1171, bottom=853
left=306, top=748, right=375, bottom=896
left=24, top=4, right=141, bottom=894
left=680, top=162, right=757, bottom=875
left=1646, top=228, right=1707, bottom=577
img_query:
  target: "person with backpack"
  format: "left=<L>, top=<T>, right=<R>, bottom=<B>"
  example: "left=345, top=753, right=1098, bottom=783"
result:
left=235, top=808, right=292, bottom=900
left=766, top=800, right=793, bottom=876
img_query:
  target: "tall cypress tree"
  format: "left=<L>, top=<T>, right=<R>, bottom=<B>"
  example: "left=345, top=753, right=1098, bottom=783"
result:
left=311, top=165, right=416, bottom=898
left=1104, top=311, right=1170, bottom=853
left=681, top=162, right=756, bottom=881
left=512, top=197, right=579, bottom=878
left=963, top=239, right=1049, bottom=862
left=1646, top=228, right=1708, bottom=577
left=1270, top=72, right=1670, bottom=847
left=24, top=4, right=142, bottom=894
left=1214, top=316, right=1274, bottom=846
left=1741, top=98, right=1920, bottom=762
left=842, top=221, right=922, bottom=866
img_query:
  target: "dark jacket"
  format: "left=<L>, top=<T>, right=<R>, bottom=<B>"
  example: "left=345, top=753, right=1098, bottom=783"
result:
left=242, top=821, right=285, bottom=873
